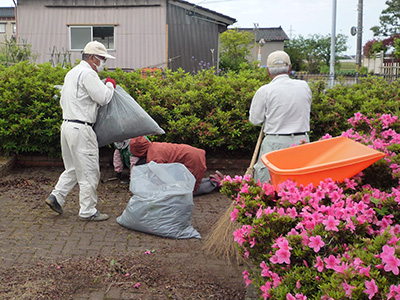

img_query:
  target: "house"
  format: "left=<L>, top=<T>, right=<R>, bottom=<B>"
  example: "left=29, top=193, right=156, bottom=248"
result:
left=0, top=7, right=16, bottom=45
left=14, top=0, right=236, bottom=72
left=238, top=27, right=289, bottom=67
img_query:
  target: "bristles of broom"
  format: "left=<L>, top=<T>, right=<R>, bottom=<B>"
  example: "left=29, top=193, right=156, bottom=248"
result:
left=203, top=125, right=264, bottom=264
left=202, top=200, right=243, bottom=264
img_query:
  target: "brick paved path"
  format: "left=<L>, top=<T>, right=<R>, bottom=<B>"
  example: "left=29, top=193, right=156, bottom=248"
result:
left=0, top=161, right=253, bottom=299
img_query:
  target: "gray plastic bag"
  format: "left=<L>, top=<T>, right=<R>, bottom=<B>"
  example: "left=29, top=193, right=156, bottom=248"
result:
left=55, top=84, right=165, bottom=147
left=116, top=161, right=201, bottom=239
left=94, top=84, right=165, bottom=147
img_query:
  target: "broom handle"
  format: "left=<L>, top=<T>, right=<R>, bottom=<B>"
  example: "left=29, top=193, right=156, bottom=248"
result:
left=249, top=124, right=265, bottom=169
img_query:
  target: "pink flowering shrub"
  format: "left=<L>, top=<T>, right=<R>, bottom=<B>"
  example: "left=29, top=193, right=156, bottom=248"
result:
left=221, top=113, right=400, bottom=299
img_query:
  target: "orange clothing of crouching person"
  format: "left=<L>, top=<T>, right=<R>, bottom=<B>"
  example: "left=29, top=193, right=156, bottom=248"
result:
left=129, top=136, right=207, bottom=193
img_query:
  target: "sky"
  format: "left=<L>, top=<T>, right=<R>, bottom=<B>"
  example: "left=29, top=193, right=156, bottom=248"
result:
left=196, top=0, right=387, bottom=55
left=0, top=0, right=388, bottom=55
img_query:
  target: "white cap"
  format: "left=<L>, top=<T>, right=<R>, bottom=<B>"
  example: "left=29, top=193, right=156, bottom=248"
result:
left=83, top=41, right=115, bottom=59
left=267, top=50, right=290, bottom=68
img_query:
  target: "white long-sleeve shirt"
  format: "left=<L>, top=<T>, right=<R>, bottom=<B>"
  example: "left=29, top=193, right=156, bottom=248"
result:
left=60, top=60, right=114, bottom=124
left=249, top=74, right=312, bottom=134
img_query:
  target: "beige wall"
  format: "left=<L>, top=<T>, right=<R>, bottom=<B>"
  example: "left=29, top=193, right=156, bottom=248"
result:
left=16, top=1, right=167, bottom=70
left=248, top=41, right=284, bottom=67
left=362, top=51, right=384, bottom=74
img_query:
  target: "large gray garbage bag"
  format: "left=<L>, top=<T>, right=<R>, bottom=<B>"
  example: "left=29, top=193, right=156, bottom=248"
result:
left=94, top=84, right=165, bottom=147
left=117, top=161, right=201, bottom=239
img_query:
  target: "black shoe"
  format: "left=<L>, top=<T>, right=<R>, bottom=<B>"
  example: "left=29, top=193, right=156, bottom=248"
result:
left=45, top=194, right=63, bottom=214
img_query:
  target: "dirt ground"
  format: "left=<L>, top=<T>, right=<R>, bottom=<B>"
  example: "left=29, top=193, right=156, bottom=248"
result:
left=0, top=163, right=251, bottom=300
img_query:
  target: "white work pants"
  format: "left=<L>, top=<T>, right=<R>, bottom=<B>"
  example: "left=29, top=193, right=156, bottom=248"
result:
left=52, top=121, right=100, bottom=218
left=254, top=133, right=309, bottom=183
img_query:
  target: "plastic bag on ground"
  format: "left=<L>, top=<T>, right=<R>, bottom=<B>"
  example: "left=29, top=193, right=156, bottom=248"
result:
left=116, top=161, right=201, bottom=239
left=94, top=84, right=165, bottom=147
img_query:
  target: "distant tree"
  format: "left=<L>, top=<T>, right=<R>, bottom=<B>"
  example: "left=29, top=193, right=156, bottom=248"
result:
left=284, top=38, right=307, bottom=71
left=363, top=34, right=400, bottom=58
left=219, top=28, right=254, bottom=72
left=285, top=34, right=348, bottom=73
left=371, top=0, right=400, bottom=37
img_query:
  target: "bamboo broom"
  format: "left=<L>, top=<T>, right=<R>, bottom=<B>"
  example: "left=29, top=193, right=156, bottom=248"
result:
left=203, top=125, right=265, bottom=263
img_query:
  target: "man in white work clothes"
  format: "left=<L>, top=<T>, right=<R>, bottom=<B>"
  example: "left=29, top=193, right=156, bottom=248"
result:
left=249, top=50, right=312, bottom=183
left=45, top=41, right=117, bottom=221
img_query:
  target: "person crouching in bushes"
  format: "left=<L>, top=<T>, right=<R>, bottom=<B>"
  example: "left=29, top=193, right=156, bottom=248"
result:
left=129, top=136, right=224, bottom=196
left=113, top=139, right=145, bottom=184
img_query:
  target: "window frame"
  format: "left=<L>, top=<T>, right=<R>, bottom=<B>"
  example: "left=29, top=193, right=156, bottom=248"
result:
left=0, top=23, right=6, bottom=34
left=69, top=25, right=115, bottom=51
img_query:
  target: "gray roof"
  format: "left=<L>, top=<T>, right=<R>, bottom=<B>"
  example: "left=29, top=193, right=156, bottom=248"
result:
left=172, top=0, right=236, bottom=26
left=0, top=7, right=15, bottom=18
left=239, top=27, right=289, bottom=42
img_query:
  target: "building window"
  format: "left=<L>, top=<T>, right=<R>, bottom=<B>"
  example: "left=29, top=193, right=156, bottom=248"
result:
left=69, top=25, right=114, bottom=51
left=0, top=23, right=6, bottom=33
left=12, top=23, right=16, bottom=34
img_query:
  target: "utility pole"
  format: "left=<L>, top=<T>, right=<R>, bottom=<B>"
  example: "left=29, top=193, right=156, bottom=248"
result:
left=356, top=0, right=363, bottom=72
left=330, top=0, right=337, bottom=88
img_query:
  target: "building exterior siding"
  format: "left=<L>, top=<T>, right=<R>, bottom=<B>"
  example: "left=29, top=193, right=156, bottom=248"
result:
left=16, top=0, right=167, bottom=70
left=0, top=7, right=15, bottom=46
left=239, top=27, right=289, bottom=67
left=167, top=3, right=220, bottom=72
left=14, top=0, right=235, bottom=72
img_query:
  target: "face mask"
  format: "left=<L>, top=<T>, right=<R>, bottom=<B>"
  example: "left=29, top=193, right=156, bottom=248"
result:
left=94, top=56, right=107, bottom=73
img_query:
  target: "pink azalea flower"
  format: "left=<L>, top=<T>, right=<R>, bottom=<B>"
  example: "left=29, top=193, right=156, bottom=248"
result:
left=261, top=281, right=272, bottom=300
left=287, top=207, right=298, bottom=218
left=242, top=270, right=252, bottom=287
left=276, top=248, right=291, bottom=264
left=322, top=216, right=340, bottom=231
left=286, top=294, right=296, bottom=300
left=344, top=178, right=357, bottom=190
left=364, top=279, right=378, bottom=299
left=353, top=257, right=363, bottom=268
left=388, top=235, right=400, bottom=245
left=243, top=174, right=252, bottom=181
left=359, top=266, right=371, bottom=278
left=233, top=228, right=246, bottom=246
left=276, top=237, right=292, bottom=251
left=387, top=284, right=400, bottom=300
left=308, top=235, right=325, bottom=253
left=314, top=256, right=324, bottom=272
left=324, top=255, right=340, bottom=270
left=296, top=279, right=301, bottom=289
left=256, top=206, right=263, bottom=219
left=334, top=261, right=349, bottom=274
left=270, top=255, right=278, bottom=264
left=240, top=248, right=247, bottom=259
left=383, top=255, right=400, bottom=275
left=381, top=245, right=400, bottom=275
left=261, top=181, right=275, bottom=194
left=260, top=261, right=270, bottom=277
left=342, top=281, right=356, bottom=298
left=230, top=208, right=239, bottom=222
left=240, top=183, right=249, bottom=193
left=271, top=272, right=281, bottom=287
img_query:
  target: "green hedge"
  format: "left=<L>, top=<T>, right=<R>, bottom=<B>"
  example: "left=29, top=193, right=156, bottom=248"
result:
left=0, top=61, right=399, bottom=158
